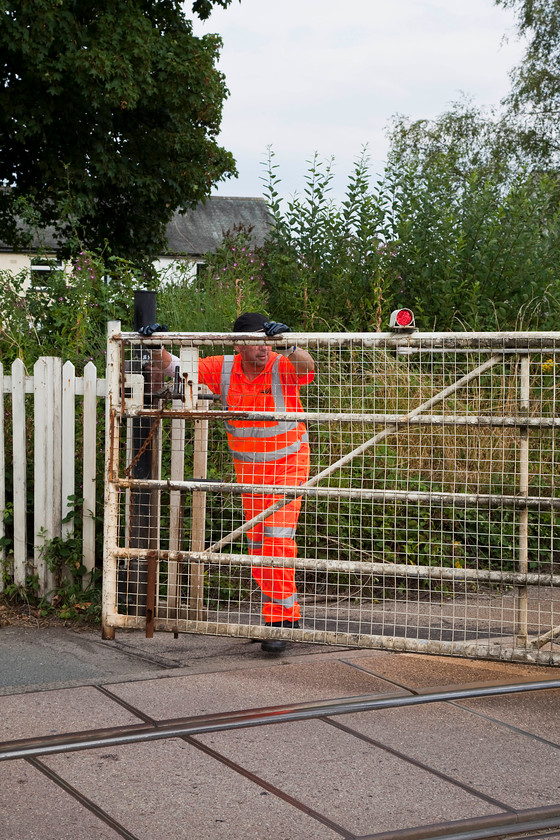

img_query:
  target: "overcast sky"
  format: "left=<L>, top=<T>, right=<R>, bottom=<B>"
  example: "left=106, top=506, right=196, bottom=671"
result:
left=192, top=0, right=526, bottom=201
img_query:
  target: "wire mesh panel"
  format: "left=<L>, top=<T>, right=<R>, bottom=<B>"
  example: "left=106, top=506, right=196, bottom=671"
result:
left=102, top=326, right=560, bottom=665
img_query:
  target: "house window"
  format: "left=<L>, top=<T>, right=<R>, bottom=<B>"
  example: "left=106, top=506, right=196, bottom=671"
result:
left=30, top=258, right=64, bottom=287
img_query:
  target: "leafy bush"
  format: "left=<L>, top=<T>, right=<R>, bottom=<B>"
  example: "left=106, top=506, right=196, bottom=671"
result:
left=261, top=147, right=560, bottom=333
left=262, top=149, right=399, bottom=331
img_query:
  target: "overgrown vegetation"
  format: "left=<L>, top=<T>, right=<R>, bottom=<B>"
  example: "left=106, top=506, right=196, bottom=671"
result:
left=259, top=146, right=560, bottom=333
left=157, top=226, right=268, bottom=331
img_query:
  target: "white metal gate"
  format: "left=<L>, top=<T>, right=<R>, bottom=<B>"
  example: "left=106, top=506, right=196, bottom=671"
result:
left=102, top=324, right=560, bottom=665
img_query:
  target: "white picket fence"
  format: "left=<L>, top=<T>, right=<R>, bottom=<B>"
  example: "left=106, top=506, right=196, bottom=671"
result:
left=0, top=357, right=106, bottom=596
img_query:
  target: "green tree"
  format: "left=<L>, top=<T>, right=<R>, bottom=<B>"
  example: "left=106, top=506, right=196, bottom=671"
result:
left=496, top=0, right=560, bottom=159
left=0, top=0, right=237, bottom=262
left=392, top=3, right=560, bottom=174
left=387, top=98, right=553, bottom=184
left=385, top=151, right=560, bottom=330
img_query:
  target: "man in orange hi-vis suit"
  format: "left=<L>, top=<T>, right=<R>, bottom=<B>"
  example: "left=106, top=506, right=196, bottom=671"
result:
left=154, top=312, right=315, bottom=653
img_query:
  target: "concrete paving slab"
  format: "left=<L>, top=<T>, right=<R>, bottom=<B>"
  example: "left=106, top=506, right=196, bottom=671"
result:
left=107, top=659, right=407, bottom=719
left=44, top=738, right=342, bottom=840
left=195, top=718, right=502, bottom=837
left=105, top=627, right=257, bottom=669
left=457, top=689, right=560, bottom=745
left=0, top=685, right=143, bottom=741
left=0, top=627, right=166, bottom=693
left=351, top=651, right=560, bottom=691
left=0, top=625, right=352, bottom=694
left=2, top=628, right=560, bottom=840
left=0, top=760, right=119, bottom=840
left=340, top=700, right=560, bottom=811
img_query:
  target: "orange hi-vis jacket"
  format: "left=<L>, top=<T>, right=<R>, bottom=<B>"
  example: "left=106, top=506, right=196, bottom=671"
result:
left=199, top=352, right=314, bottom=622
left=199, top=352, right=311, bottom=463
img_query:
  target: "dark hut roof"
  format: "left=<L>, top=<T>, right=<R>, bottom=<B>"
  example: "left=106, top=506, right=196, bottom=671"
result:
left=0, top=196, right=272, bottom=258
left=164, top=197, right=271, bottom=256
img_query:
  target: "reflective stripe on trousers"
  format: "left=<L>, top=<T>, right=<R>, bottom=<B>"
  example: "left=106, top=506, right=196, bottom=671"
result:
left=261, top=591, right=299, bottom=609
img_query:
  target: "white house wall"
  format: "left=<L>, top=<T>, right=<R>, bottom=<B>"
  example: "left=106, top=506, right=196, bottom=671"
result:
left=152, top=256, right=200, bottom=285
left=0, top=252, right=32, bottom=276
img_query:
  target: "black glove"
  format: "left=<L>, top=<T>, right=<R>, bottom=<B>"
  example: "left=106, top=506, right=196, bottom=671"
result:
left=263, top=321, right=291, bottom=336
left=137, top=323, right=168, bottom=337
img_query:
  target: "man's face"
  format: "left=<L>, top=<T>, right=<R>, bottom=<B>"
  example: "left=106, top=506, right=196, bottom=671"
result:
left=236, top=343, right=271, bottom=374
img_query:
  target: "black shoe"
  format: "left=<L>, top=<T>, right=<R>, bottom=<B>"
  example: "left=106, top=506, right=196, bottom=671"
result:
left=261, top=638, right=288, bottom=653
left=268, top=620, right=301, bottom=629
left=260, top=620, right=300, bottom=654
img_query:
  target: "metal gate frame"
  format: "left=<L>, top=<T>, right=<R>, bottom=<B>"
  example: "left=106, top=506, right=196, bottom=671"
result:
left=102, top=324, right=560, bottom=665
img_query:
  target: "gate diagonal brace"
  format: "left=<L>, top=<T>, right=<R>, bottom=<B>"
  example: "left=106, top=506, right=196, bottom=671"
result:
left=206, top=354, right=504, bottom=556
left=528, top=624, right=560, bottom=650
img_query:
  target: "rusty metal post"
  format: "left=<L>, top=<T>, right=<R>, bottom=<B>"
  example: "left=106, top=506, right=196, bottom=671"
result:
left=145, top=550, right=157, bottom=638
left=101, top=321, right=122, bottom=641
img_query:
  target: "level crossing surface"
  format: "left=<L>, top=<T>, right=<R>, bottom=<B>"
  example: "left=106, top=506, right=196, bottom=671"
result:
left=1, top=626, right=559, bottom=840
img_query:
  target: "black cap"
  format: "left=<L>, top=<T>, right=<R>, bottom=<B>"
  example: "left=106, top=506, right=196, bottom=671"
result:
left=233, top=312, right=267, bottom=332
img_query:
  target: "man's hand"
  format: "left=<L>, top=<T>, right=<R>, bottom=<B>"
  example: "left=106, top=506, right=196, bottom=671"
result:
left=137, top=323, right=168, bottom=336
left=263, top=321, right=291, bottom=336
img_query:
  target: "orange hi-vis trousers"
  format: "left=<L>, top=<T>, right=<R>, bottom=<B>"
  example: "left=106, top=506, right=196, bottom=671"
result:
left=234, top=445, right=310, bottom=623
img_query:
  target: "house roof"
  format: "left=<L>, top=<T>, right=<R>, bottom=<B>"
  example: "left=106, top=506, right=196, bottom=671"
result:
left=0, top=196, right=272, bottom=258
left=165, top=196, right=272, bottom=257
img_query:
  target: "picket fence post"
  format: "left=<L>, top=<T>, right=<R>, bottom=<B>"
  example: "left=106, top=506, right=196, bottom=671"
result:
left=1, top=357, right=105, bottom=597
left=62, top=360, right=76, bottom=540
left=12, top=359, right=27, bottom=588
left=34, top=357, right=61, bottom=595
left=82, top=362, right=98, bottom=586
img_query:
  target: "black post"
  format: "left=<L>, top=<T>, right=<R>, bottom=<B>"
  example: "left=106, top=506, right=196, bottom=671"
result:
left=134, top=290, right=157, bottom=334
left=121, top=290, right=159, bottom=615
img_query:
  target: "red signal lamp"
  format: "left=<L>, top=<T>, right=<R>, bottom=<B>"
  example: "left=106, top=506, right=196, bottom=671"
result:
left=389, top=308, right=416, bottom=331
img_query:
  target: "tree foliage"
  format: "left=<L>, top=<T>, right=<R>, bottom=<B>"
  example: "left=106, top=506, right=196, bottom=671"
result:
left=388, top=98, right=554, bottom=184
left=0, top=0, right=237, bottom=261
left=386, top=154, right=560, bottom=330
left=495, top=0, right=560, bottom=159
left=388, top=2, right=560, bottom=187
left=497, top=0, right=560, bottom=111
